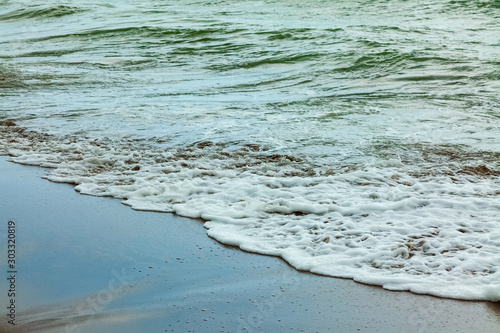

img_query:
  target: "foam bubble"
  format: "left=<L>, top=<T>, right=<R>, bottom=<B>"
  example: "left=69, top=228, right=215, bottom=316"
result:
left=1, top=125, right=499, bottom=301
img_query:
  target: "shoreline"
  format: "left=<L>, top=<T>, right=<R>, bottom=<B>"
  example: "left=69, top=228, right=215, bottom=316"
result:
left=1, top=156, right=499, bottom=332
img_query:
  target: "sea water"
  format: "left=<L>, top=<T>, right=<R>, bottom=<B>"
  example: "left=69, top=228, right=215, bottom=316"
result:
left=1, top=0, right=499, bottom=301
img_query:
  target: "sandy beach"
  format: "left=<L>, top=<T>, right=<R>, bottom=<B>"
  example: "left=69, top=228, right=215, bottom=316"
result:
left=0, top=156, right=499, bottom=333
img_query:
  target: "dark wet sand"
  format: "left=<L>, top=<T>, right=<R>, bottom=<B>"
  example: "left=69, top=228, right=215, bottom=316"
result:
left=0, top=156, right=499, bottom=333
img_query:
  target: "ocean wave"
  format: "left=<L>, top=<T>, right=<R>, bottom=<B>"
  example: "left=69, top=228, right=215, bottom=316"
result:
left=448, top=0, right=500, bottom=11
left=26, top=25, right=246, bottom=43
left=0, top=5, right=83, bottom=21
left=1, top=0, right=499, bottom=303
left=1, top=122, right=499, bottom=302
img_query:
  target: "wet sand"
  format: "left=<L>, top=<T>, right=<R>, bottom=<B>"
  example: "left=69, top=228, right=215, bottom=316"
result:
left=0, top=156, right=499, bottom=333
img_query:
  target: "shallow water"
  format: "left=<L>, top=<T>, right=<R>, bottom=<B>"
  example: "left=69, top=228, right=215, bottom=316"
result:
left=1, top=0, right=499, bottom=301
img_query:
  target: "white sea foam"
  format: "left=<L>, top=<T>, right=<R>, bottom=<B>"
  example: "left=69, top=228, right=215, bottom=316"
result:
left=2, top=126, right=499, bottom=301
